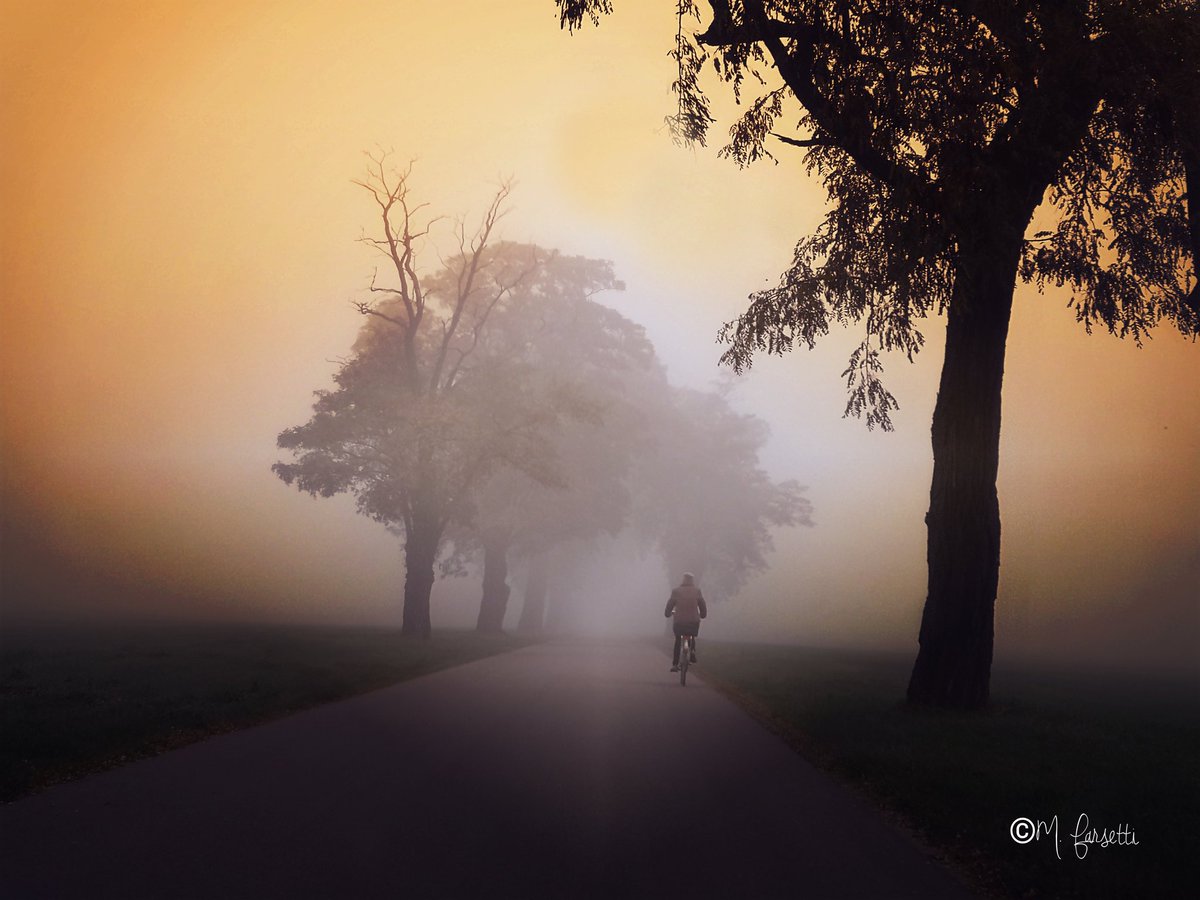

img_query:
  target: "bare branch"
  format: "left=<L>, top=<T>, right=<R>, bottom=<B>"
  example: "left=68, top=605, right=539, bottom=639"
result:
left=429, top=179, right=516, bottom=391
left=443, top=249, right=543, bottom=388
left=771, top=131, right=829, bottom=149
left=353, top=301, right=409, bottom=330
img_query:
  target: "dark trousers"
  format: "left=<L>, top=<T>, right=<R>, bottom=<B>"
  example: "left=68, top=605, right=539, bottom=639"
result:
left=672, top=622, right=700, bottom=665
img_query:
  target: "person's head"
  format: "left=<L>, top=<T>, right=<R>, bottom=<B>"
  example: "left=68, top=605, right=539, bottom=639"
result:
left=681, top=573, right=695, bottom=587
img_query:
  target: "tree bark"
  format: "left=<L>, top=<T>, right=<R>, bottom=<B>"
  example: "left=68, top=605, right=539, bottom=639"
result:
left=517, top=552, right=548, bottom=634
left=401, top=516, right=440, bottom=639
left=476, top=537, right=511, bottom=633
left=907, top=232, right=1022, bottom=709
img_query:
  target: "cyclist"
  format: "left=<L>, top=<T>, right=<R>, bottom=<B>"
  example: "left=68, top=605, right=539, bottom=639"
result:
left=664, top=573, right=707, bottom=672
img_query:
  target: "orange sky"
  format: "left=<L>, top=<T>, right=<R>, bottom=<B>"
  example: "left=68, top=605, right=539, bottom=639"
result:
left=2, top=1, right=1197, bottom=667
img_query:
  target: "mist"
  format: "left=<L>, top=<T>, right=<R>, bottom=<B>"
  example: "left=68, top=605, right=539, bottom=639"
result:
left=3, top=1, right=1198, bottom=678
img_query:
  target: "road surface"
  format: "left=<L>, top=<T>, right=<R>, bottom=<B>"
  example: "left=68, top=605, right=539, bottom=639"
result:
left=0, top=640, right=973, bottom=898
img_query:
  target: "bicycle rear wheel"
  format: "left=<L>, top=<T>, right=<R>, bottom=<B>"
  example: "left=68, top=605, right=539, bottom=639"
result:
left=679, top=638, right=689, bottom=686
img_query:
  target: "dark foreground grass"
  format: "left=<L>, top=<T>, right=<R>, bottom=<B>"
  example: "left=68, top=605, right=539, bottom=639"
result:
left=699, top=642, right=1199, bottom=900
left=1, top=622, right=532, bottom=803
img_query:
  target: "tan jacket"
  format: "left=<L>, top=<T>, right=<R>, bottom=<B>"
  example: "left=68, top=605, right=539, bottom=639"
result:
left=665, top=585, right=707, bottom=624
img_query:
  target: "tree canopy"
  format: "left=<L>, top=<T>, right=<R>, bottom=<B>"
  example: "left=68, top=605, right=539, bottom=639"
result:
left=564, top=1, right=1197, bottom=424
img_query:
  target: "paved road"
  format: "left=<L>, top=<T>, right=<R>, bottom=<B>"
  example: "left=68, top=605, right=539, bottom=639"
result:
left=1, top=641, right=973, bottom=899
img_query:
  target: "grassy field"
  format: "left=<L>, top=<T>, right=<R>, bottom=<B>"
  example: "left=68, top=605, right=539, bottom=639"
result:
left=697, top=642, right=1199, bottom=900
left=0, top=622, right=532, bottom=803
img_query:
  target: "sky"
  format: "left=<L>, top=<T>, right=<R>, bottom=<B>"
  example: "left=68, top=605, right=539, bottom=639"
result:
left=2, top=1, right=1197, bottom=670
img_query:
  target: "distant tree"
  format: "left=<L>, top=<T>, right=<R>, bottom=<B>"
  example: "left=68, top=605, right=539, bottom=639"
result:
left=558, top=1, right=1198, bottom=707
left=273, top=157, right=579, bottom=638
left=435, top=246, right=650, bottom=632
left=491, top=388, right=666, bottom=633
left=636, top=384, right=814, bottom=601
left=466, top=414, right=632, bottom=633
left=515, top=552, right=552, bottom=634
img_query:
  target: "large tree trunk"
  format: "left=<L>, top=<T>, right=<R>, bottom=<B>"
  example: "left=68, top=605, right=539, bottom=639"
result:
left=401, top=516, right=440, bottom=639
left=907, top=235, right=1022, bottom=709
left=476, top=537, right=511, bottom=633
left=517, top=552, right=548, bottom=634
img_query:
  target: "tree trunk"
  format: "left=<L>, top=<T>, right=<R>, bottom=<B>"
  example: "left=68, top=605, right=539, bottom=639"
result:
left=517, top=552, right=548, bottom=634
left=1183, top=143, right=1200, bottom=318
left=401, top=517, right=440, bottom=639
left=476, top=537, right=511, bottom=633
left=906, top=235, right=1022, bottom=709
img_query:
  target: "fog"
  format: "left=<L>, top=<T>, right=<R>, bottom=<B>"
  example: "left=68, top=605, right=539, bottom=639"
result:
left=2, top=1, right=1197, bottom=674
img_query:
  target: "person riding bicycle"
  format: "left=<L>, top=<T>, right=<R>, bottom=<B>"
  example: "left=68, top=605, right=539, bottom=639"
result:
left=664, top=573, right=707, bottom=672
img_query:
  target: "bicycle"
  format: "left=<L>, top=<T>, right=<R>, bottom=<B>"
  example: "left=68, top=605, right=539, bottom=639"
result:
left=679, top=635, right=693, bottom=686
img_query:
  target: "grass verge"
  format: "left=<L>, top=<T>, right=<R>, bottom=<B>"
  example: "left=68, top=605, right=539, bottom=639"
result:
left=1, top=622, right=533, bottom=803
left=697, top=641, right=1198, bottom=900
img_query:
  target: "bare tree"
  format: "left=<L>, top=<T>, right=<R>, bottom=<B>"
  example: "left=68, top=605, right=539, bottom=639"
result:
left=275, top=156, right=566, bottom=638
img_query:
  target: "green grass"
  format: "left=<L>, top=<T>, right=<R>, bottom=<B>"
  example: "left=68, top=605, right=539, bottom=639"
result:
left=698, top=642, right=1199, bottom=900
left=0, top=622, right=533, bottom=803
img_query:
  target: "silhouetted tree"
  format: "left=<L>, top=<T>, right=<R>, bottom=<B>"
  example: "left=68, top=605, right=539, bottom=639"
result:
left=274, top=157, right=581, bottom=638
left=558, top=0, right=1198, bottom=707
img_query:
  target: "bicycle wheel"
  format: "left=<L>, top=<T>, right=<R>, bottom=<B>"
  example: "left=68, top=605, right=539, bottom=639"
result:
left=679, top=638, right=689, bottom=686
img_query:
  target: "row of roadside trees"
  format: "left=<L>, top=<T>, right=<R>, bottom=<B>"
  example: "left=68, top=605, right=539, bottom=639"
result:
left=274, top=154, right=811, bottom=637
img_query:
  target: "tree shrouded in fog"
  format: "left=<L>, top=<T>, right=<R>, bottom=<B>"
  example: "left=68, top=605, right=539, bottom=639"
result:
left=274, top=158, right=608, bottom=638
left=437, top=244, right=656, bottom=632
left=523, top=381, right=813, bottom=634
left=636, top=385, right=813, bottom=601
left=558, top=1, right=1198, bottom=707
